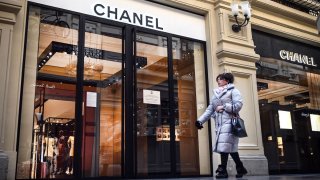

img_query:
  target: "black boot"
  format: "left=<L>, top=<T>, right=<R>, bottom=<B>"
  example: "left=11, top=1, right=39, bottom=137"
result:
left=236, top=164, right=248, bottom=178
left=215, top=165, right=228, bottom=179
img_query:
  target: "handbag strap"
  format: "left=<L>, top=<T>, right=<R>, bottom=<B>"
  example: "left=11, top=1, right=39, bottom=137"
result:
left=231, top=91, right=233, bottom=113
left=231, top=89, right=234, bottom=114
left=230, top=89, right=238, bottom=117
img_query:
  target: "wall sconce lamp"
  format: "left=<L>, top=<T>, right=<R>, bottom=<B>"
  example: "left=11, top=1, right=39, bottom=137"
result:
left=231, top=1, right=251, bottom=32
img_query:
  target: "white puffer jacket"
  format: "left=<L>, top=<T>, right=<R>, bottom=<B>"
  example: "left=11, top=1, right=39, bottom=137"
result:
left=197, top=83, right=243, bottom=153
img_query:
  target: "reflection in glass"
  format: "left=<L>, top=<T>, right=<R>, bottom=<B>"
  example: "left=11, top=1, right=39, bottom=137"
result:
left=17, top=6, right=78, bottom=179
left=135, top=32, right=170, bottom=175
left=172, top=38, right=210, bottom=175
left=257, top=51, right=320, bottom=173
left=83, top=21, right=123, bottom=177
left=257, top=57, right=320, bottom=109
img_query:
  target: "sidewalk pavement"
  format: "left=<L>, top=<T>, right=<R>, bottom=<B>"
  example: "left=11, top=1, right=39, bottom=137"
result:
left=136, top=173, right=320, bottom=180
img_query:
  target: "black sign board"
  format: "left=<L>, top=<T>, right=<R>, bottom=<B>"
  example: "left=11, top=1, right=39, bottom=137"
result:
left=252, top=30, right=319, bottom=69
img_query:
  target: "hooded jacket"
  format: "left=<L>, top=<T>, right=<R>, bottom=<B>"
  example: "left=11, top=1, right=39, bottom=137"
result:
left=197, top=83, right=243, bottom=153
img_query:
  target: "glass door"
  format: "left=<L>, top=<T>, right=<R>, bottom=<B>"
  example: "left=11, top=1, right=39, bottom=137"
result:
left=134, top=31, right=171, bottom=176
left=133, top=30, right=210, bottom=177
left=18, top=5, right=210, bottom=178
left=81, top=20, right=124, bottom=178
left=172, top=37, right=207, bottom=175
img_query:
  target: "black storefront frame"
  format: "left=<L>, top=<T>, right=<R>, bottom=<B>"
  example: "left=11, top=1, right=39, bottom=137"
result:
left=18, top=2, right=212, bottom=179
left=130, top=27, right=213, bottom=178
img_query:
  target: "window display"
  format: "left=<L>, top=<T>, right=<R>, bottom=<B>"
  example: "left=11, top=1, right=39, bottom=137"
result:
left=17, top=3, right=210, bottom=179
left=17, top=5, right=79, bottom=179
left=43, top=119, right=75, bottom=177
left=254, top=30, right=320, bottom=173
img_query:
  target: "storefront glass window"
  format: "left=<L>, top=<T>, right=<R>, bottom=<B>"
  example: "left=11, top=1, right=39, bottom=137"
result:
left=18, top=4, right=210, bottom=178
left=82, top=20, right=123, bottom=177
left=254, top=30, right=320, bottom=173
left=257, top=57, right=320, bottom=172
left=172, top=38, right=210, bottom=175
left=135, top=32, right=171, bottom=175
left=17, top=6, right=79, bottom=179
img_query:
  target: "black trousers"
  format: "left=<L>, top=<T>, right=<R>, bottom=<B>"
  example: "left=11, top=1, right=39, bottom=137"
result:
left=220, top=152, right=243, bottom=167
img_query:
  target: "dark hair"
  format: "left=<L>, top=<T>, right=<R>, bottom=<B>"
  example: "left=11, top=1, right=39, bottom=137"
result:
left=216, top=73, right=234, bottom=83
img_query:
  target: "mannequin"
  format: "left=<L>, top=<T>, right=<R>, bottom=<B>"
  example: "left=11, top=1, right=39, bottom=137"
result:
left=52, top=135, right=58, bottom=176
left=56, top=130, right=69, bottom=174
left=67, top=132, right=74, bottom=175
left=44, top=133, right=58, bottom=175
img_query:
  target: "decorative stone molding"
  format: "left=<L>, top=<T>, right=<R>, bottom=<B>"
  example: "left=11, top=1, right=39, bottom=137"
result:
left=251, top=0, right=320, bottom=45
left=0, top=0, right=23, bottom=24
left=0, top=1, right=24, bottom=179
left=252, top=0, right=316, bottom=24
left=214, top=1, right=259, bottom=70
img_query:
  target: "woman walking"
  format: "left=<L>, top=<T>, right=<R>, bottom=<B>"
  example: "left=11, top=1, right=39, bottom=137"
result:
left=195, top=73, right=248, bottom=178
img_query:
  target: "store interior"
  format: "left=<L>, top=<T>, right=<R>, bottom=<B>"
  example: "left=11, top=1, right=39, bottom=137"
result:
left=23, top=6, right=210, bottom=178
left=256, top=57, right=320, bottom=173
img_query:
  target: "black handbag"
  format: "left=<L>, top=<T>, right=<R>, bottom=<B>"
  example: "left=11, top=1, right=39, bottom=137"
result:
left=230, top=91, right=248, bottom=138
left=231, top=115, right=248, bottom=138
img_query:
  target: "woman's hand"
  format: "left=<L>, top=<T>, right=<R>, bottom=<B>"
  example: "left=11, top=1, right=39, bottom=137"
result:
left=215, top=105, right=224, bottom=112
left=195, top=121, right=204, bottom=129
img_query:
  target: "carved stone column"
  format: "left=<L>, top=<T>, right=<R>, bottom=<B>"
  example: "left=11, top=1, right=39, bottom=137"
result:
left=0, top=0, right=26, bottom=179
left=213, top=0, right=268, bottom=176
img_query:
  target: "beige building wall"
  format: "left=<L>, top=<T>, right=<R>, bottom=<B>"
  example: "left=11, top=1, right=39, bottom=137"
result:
left=1, top=0, right=319, bottom=179
left=252, top=0, right=320, bottom=46
left=0, top=0, right=27, bottom=179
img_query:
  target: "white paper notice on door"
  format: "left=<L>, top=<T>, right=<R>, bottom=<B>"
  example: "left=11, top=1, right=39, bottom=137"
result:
left=86, top=92, right=97, bottom=107
left=143, top=89, right=161, bottom=105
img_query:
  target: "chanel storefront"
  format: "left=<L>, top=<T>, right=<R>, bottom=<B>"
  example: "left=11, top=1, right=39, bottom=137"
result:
left=8, top=0, right=320, bottom=179
left=15, top=0, right=213, bottom=179
left=253, top=30, right=320, bottom=174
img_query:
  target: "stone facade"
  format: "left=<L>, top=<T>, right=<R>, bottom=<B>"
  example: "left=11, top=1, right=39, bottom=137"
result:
left=0, top=1, right=26, bottom=179
left=1, top=0, right=319, bottom=179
